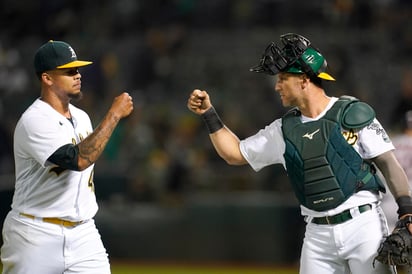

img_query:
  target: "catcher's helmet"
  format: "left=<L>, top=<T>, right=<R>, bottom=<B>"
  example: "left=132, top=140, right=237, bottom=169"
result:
left=250, top=33, right=335, bottom=81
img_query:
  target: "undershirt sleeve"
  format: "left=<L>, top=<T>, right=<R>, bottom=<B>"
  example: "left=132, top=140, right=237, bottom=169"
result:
left=47, top=144, right=80, bottom=171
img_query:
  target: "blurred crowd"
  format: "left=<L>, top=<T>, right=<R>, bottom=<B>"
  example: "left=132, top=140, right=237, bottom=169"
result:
left=1, top=0, right=412, bottom=205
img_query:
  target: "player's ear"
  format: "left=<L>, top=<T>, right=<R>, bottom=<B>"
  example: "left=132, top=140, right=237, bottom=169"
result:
left=41, top=72, right=52, bottom=84
left=300, top=74, right=310, bottom=90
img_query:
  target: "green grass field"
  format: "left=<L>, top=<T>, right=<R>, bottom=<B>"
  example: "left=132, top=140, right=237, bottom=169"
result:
left=109, top=262, right=407, bottom=274
left=0, top=262, right=298, bottom=274
left=1, top=261, right=407, bottom=273
left=110, top=262, right=298, bottom=274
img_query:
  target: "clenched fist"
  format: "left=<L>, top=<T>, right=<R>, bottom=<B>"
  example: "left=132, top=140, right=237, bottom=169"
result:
left=187, top=89, right=212, bottom=115
left=110, top=92, right=134, bottom=119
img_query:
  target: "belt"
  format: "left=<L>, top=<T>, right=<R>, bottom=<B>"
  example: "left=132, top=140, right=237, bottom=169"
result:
left=20, top=213, right=84, bottom=228
left=312, top=204, right=372, bottom=225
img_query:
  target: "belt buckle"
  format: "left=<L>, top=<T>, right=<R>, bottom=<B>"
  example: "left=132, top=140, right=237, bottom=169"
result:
left=325, top=215, right=331, bottom=225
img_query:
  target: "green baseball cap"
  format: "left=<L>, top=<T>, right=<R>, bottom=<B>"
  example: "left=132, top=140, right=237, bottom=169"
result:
left=34, top=40, right=92, bottom=74
left=286, top=47, right=335, bottom=81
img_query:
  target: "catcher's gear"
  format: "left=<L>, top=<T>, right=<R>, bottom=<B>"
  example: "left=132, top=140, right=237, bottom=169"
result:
left=374, top=215, right=412, bottom=267
left=249, top=33, right=335, bottom=81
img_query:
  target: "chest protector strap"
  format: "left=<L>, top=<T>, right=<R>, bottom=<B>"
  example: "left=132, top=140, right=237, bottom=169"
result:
left=281, top=96, right=385, bottom=211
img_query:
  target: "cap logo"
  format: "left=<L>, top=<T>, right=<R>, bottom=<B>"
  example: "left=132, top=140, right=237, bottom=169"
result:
left=306, top=54, right=315, bottom=64
left=68, top=46, right=77, bottom=59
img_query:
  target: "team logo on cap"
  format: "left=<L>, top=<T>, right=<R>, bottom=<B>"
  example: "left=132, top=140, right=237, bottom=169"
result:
left=306, top=54, right=315, bottom=64
left=68, top=46, right=77, bottom=59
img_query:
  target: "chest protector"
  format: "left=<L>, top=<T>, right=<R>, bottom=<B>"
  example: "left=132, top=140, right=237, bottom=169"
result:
left=281, top=96, right=385, bottom=212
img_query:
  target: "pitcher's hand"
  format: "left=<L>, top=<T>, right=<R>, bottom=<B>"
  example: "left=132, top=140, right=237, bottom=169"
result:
left=110, top=92, right=134, bottom=119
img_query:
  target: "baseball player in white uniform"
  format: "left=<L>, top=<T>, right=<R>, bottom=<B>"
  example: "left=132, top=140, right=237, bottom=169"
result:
left=187, top=33, right=412, bottom=274
left=0, top=40, right=133, bottom=273
left=381, top=110, right=412, bottom=231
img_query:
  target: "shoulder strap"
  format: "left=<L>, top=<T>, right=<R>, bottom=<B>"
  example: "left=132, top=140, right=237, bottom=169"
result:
left=282, top=107, right=301, bottom=119
left=282, top=95, right=375, bottom=131
left=324, top=96, right=375, bottom=130
left=323, top=96, right=357, bottom=123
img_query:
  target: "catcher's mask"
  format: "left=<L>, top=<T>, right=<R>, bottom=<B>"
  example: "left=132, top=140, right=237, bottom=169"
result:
left=250, top=33, right=335, bottom=81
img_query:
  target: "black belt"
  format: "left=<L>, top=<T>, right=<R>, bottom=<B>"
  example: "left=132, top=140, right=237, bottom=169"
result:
left=312, top=204, right=372, bottom=225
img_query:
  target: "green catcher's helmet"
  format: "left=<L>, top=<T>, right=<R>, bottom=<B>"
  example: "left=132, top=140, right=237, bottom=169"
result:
left=250, top=33, right=335, bottom=81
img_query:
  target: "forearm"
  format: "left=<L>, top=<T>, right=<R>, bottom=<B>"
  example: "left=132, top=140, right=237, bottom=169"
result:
left=201, top=107, right=246, bottom=165
left=209, top=127, right=247, bottom=165
left=373, top=151, right=411, bottom=198
left=77, top=111, right=121, bottom=170
left=187, top=91, right=247, bottom=166
left=373, top=150, right=412, bottom=217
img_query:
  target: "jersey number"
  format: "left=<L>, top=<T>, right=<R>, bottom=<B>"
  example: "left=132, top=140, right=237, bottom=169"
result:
left=88, top=169, right=95, bottom=192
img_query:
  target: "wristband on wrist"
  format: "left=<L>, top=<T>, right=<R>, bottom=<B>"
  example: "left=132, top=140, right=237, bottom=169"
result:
left=201, top=107, right=224, bottom=134
left=396, top=196, right=412, bottom=218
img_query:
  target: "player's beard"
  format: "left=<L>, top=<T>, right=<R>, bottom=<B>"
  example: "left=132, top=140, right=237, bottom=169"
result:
left=69, top=91, right=83, bottom=102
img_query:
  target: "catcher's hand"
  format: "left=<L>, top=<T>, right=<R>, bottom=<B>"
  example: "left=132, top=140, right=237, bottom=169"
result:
left=187, top=89, right=211, bottom=115
left=374, top=216, right=412, bottom=266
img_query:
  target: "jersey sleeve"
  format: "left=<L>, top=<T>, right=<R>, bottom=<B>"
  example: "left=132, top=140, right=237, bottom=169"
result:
left=15, top=113, right=71, bottom=167
left=239, top=119, right=286, bottom=171
left=356, top=118, right=394, bottom=159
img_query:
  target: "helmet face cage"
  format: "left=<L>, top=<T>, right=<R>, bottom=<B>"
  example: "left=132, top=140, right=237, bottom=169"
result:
left=280, top=33, right=310, bottom=61
left=250, top=33, right=311, bottom=75
left=260, top=43, right=288, bottom=74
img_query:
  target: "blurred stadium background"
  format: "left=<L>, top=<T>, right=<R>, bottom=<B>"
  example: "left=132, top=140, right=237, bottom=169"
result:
left=1, top=0, right=412, bottom=272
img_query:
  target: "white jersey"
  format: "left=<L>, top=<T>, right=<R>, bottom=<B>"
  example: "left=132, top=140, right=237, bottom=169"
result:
left=240, top=97, right=395, bottom=217
left=11, top=98, right=98, bottom=221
